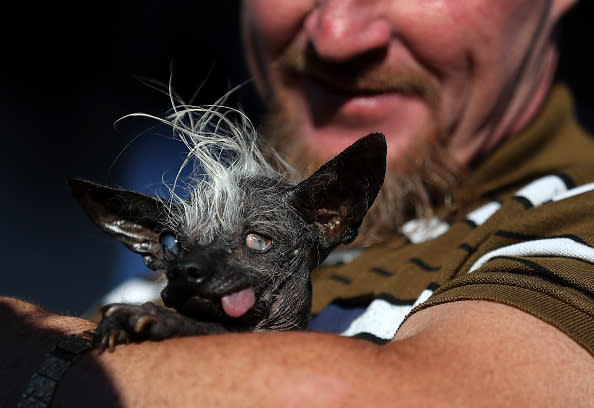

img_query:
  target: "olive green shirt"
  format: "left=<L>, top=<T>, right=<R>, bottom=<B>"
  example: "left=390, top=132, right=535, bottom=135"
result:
left=309, top=84, right=594, bottom=355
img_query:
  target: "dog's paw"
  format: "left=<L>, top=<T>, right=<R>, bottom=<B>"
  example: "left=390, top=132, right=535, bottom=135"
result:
left=94, top=302, right=228, bottom=351
left=94, top=302, right=177, bottom=351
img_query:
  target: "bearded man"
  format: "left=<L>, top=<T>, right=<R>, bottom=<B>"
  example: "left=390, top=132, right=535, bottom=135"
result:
left=2, top=1, right=593, bottom=406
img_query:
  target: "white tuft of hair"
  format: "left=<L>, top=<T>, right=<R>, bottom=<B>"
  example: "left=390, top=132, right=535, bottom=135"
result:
left=123, top=94, right=294, bottom=246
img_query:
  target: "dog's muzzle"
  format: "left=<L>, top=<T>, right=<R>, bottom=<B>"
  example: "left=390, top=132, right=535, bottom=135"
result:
left=160, top=247, right=257, bottom=321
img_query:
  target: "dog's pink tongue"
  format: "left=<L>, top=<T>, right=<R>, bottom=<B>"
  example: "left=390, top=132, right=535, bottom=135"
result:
left=221, top=288, right=256, bottom=318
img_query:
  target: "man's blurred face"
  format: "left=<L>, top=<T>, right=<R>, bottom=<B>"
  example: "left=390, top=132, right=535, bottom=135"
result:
left=241, top=0, right=572, bottom=169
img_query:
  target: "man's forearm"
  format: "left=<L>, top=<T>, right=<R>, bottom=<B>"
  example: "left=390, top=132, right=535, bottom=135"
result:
left=2, top=296, right=393, bottom=407
left=4, top=297, right=593, bottom=407
left=57, top=331, right=396, bottom=407
left=60, top=302, right=594, bottom=408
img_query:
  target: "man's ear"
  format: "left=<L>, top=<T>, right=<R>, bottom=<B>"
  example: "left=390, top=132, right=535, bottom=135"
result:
left=292, top=132, right=386, bottom=249
left=69, top=178, right=169, bottom=270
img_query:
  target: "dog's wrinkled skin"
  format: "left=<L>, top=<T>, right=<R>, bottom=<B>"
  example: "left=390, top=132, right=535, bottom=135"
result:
left=71, top=132, right=386, bottom=351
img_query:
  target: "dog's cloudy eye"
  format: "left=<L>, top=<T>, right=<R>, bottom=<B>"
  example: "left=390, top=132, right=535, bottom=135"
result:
left=159, top=231, right=179, bottom=261
left=246, top=233, right=272, bottom=252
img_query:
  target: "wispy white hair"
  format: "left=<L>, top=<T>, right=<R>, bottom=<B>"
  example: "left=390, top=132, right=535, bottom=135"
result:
left=124, top=96, right=295, bottom=246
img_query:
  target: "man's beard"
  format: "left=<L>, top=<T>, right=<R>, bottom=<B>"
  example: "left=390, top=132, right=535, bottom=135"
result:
left=258, top=42, right=473, bottom=246
left=260, top=102, right=472, bottom=247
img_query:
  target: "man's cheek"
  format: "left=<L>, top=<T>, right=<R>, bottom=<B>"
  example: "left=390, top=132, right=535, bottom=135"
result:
left=242, top=0, right=311, bottom=57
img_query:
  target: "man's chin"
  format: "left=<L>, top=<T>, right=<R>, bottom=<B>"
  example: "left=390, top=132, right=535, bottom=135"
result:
left=287, top=98, right=439, bottom=172
left=301, top=128, right=376, bottom=163
left=287, top=122, right=436, bottom=175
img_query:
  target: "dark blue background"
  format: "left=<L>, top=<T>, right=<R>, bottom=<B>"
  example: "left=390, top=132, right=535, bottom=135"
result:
left=1, top=1, right=592, bottom=316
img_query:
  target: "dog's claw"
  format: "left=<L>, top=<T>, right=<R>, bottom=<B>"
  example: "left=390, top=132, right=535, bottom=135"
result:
left=96, top=335, right=108, bottom=353
left=103, top=304, right=123, bottom=318
left=134, top=315, right=159, bottom=333
left=108, top=331, right=117, bottom=352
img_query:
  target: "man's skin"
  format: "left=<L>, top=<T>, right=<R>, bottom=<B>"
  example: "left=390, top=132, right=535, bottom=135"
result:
left=242, top=0, right=574, bottom=166
left=2, top=297, right=592, bottom=406
left=3, top=0, right=594, bottom=406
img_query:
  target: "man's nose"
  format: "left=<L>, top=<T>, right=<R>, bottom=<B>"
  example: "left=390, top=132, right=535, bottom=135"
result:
left=304, top=0, right=391, bottom=61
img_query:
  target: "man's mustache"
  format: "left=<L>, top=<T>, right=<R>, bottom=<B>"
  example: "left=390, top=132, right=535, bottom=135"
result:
left=274, top=42, right=440, bottom=109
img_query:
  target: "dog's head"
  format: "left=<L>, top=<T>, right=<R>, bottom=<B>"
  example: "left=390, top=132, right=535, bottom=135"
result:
left=71, top=118, right=385, bottom=331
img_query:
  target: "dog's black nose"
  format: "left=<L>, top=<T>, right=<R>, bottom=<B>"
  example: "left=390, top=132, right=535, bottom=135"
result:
left=175, top=262, right=209, bottom=284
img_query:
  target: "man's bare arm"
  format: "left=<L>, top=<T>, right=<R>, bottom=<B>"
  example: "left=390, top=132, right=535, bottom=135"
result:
left=2, top=297, right=592, bottom=407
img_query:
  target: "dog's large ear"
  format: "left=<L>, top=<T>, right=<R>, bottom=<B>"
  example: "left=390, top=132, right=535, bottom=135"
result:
left=69, top=178, right=169, bottom=270
left=292, top=132, right=386, bottom=249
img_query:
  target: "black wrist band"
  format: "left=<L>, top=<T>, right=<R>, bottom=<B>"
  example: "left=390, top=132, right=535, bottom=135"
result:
left=17, top=329, right=95, bottom=408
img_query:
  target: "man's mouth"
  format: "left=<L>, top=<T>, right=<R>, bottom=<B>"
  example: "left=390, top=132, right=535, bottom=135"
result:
left=306, top=69, right=394, bottom=96
left=298, top=74, right=417, bottom=126
left=277, top=52, right=438, bottom=122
